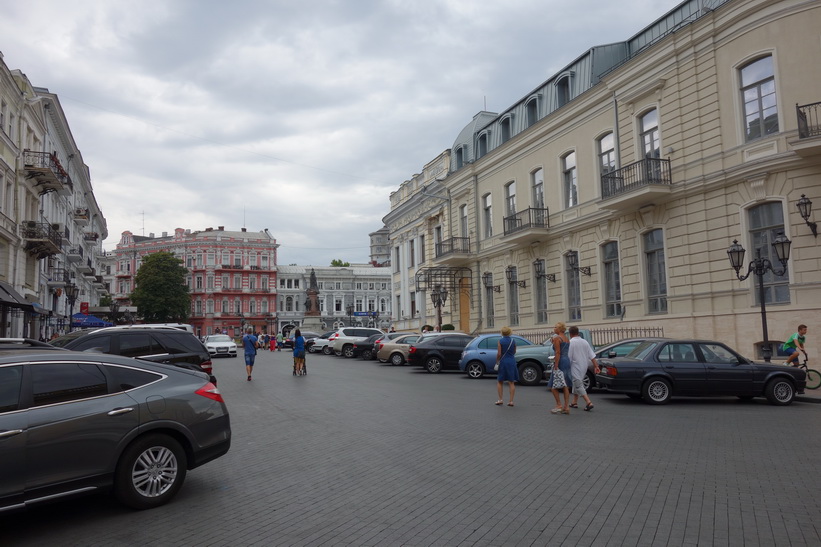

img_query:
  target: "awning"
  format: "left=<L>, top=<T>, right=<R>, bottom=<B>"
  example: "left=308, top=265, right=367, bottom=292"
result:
left=31, top=302, right=52, bottom=315
left=71, top=313, right=113, bottom=328
left=0, top=281, right=34, bottom=311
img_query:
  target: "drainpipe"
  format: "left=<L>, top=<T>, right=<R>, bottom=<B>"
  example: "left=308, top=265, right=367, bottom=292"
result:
left=472, top=174, right=483, bottom=332
left=613, top=91, right=621, bottom=168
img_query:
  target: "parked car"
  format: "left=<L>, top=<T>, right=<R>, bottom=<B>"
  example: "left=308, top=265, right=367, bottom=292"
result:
left=0, top=349, right=231, bottom=511
left=583, top=338, right=670, bottom=390
left=331, top=327, right=385, bottom=358
left=308, top=331, right=336, bottom=354
left=50, top=327, right=216, bottom=384
left=376, top=333, right=423, bottom=365
left=407, top=334, right=475, bottom=373
left=350, top=333, right=386, bottom=360
left=284, top=331, right=321, bottom=349
left=203, top=334, right=237, bottom=358
left=596, top=339, right=807, bottom=405
left=458, top=333, right=541, bottom=384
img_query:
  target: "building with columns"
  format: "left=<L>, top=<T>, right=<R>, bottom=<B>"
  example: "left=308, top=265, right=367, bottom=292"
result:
left=385, top=0, right=821, bottom=360
left=0, top=53, right=108, bottom=338
left=111, top=226, right=278, bottom=338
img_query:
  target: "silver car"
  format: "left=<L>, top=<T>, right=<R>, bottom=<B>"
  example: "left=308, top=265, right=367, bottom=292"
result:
left=0, top=350, right=231, bottom=512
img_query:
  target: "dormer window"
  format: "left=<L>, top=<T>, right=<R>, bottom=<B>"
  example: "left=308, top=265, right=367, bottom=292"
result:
left=526, top=98, right=538, bottom=128
left=500, top=116, right=512, bottom=143
left=455, top=146, right=465, bottom=169
left=477, top=133, right=488, bottom=158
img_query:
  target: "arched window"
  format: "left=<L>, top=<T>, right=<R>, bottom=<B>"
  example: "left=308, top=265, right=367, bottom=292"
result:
left=526, top=98, right=538, bottom=127
left=740, top=55, right=778, bottom=142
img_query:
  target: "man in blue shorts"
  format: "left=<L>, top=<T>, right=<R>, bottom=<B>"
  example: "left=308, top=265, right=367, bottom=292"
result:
left=783, top=324, right=808, bottom=366
left=242, top=326, right=259, bottom=381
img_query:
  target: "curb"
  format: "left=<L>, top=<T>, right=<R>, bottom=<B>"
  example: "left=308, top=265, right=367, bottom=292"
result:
left=796, top=393, right=821, bottom=404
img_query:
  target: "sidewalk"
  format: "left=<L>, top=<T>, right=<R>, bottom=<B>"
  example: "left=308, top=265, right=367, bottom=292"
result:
left=797, top=389, right=821, bottom=404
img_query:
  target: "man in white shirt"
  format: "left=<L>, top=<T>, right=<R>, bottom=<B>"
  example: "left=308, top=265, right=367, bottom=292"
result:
left=568, top=325, right=600, bottom=411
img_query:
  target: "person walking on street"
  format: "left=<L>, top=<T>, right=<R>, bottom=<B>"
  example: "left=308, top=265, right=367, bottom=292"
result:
left=494, top=326, right=518, bottom=406
left=783, top=324, right=808, bottom=366
left=276, top=332, right=284, bottom=351
left=269, top=334, right=276, bottom=351
left=568, top=325, right=600, bottom=411
left=293, top=328, right=306, bottom=375
left=242, top=326, right=259, bottom=381
left=549, top=322, right=572, bottom=414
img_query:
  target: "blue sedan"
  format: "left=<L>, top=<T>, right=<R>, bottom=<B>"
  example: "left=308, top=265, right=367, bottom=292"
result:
left=458, top=334, right=540, bottom=383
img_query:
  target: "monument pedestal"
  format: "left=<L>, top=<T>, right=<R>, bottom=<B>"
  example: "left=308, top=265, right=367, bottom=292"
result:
left=301, top=316, right=325, bottom=331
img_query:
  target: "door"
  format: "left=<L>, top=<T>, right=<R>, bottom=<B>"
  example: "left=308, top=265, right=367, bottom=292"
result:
left=700, top=342, right=754, bottom=395
left=25, top=362, right=140, bottom=494
left=442, top=336, right=471, bottom=369
left=0, top=365, right=26, bottom=508
left=655, top=342, right=706, bottom=395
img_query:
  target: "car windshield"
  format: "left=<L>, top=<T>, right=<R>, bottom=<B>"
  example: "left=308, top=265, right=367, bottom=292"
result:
left=207, top=335, right=232, bottom=343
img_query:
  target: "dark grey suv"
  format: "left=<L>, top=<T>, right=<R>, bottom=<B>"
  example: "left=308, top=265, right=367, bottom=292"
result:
left=50, top=327, right=215, bottom=383
left=0, top=350, right=231, bottom=511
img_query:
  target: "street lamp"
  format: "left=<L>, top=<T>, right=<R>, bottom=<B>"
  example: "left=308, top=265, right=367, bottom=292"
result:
left=505, top=266, right=526, bottom=287
left=65, top=284, right=79, bottom=332
left=346, top=304, right=354, bottom=326
left=482, top=272, right=501, bottom=292
left=109, top=300, right=120, bottom=325
left=430, top=285, right=448, bottom=330
left=727, top=233, right=792, bottom=362
left=533, top=259, right=556, bottom=282
left=796, top=194, right=818, bottom=238
left=567, top=251, right=591, bottom=276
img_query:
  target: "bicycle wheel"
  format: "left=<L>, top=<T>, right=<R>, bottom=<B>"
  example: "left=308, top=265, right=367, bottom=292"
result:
left=805, top=368, right=821, bottom=390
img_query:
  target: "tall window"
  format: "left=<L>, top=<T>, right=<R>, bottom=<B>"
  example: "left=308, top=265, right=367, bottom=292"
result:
left=394, top=246, right=400, bottom=273
left=602, top=242, right=622, bottom=318
left=741, top=55, right=778, bottom=142
left=556, top=76, right=570, bottom=108
left=531, top=169, right=544, bottom=209
left=410, top=291, right=417, bottom=316
left=566, top=253, right=582, bottom=321
left=748, top=202, right=790, bottom=304
left=534, top=259, right=548, bottom=324
left=507, top=267, right=520, bottom=326
left=477, top=133, right=488, bottom=158
left=460, top=205, right=468, bottom=238
left=526, top=98, right=538, bottom=127
left=485, top=274, right=495, bottom=328
left=598, top=132, right=616, bottom=176
left=483, top=194, right=493, bottom=238
left=504, top=182, right=516, bottom=216
left=286, top=296, right=293, bottom=312
left=640, top=109, right=660, bottom=160
left=500, top=117, right=511, bottom=143
left=419, top=235, right=426, bottom=264
left=356, top=299, right=363, bottom=312
left=644, top=229, right=668, bottom=314
left=409, top=239, right=415, bottom=268
left=563, top=152, right=577, bottom=208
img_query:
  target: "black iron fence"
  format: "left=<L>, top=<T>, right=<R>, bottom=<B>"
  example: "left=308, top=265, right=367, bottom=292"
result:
left=503, top=207, right=549, bottom=236
left=601, top=157, right=671, bottom=199
left=435, top=236, right=470, bottom=258
left=797, top=101, right=821, bottom=139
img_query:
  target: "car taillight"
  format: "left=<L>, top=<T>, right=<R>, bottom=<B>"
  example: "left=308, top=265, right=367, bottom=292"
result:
left=602, top=365, right=616, bottom=376
left=409, top=346, right=417, bottom=354
left=196, top=382, right=224, bottom=403
left=329, top=334, right=338, bottom=341
left=200, top=359, right=213, bottom=373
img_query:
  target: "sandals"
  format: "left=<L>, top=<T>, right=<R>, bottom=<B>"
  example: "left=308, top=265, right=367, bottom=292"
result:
left=569, top=403, right=578, bottom=408
left=550, top=407, right=563, bottom=414
left=507, top=402, right=515, bottom=407
left=495, top=400, right=504, bottom=405
left=584, top=403, right=594, bottom=412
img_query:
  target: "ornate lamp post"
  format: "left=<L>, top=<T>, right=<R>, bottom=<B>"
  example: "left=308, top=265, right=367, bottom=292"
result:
left=430, top=285, right=448, bottom=331
left=65, top=284, right=79, bottom=332
left=109, top=300, right=120, bottom=325
left=346, top=304, right=354, bottom=327
left=727, top=233, right=792, bottom=362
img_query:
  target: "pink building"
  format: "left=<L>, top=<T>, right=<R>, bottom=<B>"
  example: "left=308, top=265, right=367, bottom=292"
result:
left=113, top=226, right=279, bottom=337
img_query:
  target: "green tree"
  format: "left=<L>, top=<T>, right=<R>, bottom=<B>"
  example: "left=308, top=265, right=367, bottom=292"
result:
left=330, top=259, right=350, bottom=267
left=130, top=252, right=190, bottom=322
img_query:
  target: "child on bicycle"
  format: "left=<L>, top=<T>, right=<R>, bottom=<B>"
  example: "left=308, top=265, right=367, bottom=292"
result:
left=783, top=324, right=808, bottom=366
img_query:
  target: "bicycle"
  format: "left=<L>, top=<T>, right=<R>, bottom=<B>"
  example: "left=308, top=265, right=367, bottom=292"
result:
left=792, top=351, right=821, bottom=390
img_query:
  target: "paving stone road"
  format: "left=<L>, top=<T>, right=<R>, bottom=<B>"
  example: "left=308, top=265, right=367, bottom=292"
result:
left=3, top=348, right=821, bottom=546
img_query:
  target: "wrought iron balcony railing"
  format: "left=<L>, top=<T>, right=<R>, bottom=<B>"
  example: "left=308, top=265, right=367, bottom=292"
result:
left=435, top=236, right=471, bottom=258
left=601, top=157, right=672, bottom=199
left=797, top=101, right=821, bottom=139
left=503, top=207, right=549, bottom=236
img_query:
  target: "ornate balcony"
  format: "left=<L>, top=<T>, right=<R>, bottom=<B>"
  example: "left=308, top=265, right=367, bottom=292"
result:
left=433, top=236, right=472, bottom=266
left=501, top=207, right=549, bottom=245
left=46, top=268, right=69, bottom=287
left=83, top=231, right=100, bottom=242
left=21, top=150, right=73, bottom=196
left=20, top=221, right=62, bottom=259
left=792, top=101, right=821, bottom=157
left=598, top=158, right=672, bottom=211
left=77, top=258, right=93, bottom=274
left=65, top=246, right=83, bottom=263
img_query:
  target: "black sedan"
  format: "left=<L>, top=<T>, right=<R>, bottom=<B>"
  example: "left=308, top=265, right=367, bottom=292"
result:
left=407, top=334, right=474, bottom=373
left=595, top=339, right=806, bottom=405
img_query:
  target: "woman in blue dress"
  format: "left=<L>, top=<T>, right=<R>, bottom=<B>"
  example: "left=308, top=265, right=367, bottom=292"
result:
left=495, top=326, right=518, bottom=406
left=549, top=322, right=572, bottom=414
left=293, top=328, right=306, bottom=375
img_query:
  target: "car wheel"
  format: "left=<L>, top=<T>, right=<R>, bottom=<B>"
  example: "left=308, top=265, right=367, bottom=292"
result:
left=425, top=356, right=443, bottom=373
left=584, top=371, right=596, bottom=391
left=322, top=345, right=333, bottom=355
left=518, top=362, right=542, bottom=386
left=390, top=353, right=405, bottom=366
left=307, top=345, right=316, bottom=353
left=765, top=377, right=795, bottom=405
left=342, top=345, right=355, bottom=358
left=466, top=360, right=485, bottom=379
left=642, top=377, right=672, bottom=404
left=361, top=349, right=373, bottom=360
left=115, top=433, right=187, bottom=510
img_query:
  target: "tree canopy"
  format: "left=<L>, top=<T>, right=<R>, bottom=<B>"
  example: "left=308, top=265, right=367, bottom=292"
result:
left=130, top=252, right=190, bottom=322
left=330, top=259, right=350, bottom=267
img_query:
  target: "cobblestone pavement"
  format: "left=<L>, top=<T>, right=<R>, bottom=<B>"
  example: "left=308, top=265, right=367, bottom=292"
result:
left=4, top=348, right=821, bottom=546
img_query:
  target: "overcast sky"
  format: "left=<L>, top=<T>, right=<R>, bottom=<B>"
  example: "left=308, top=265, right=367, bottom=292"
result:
left=1, top=0, right=676, bottom=267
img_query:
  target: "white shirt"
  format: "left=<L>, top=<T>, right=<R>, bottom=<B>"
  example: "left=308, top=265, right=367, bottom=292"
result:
left=568, top=335, right=595, bottom=380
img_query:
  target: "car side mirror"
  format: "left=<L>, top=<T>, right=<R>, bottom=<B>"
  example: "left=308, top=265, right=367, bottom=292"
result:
left=608, top=351, right=617, bottom=358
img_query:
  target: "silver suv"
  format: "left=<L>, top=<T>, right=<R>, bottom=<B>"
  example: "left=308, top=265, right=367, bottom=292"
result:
left=330, top=327, right=385, bottom=358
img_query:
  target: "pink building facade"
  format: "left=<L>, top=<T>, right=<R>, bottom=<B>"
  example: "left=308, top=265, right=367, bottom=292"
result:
left=113, top=226, right=279, bottom=337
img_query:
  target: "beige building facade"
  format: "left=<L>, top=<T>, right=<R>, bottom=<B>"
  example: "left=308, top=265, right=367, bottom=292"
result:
left=385, top=0, right=821, bottom=360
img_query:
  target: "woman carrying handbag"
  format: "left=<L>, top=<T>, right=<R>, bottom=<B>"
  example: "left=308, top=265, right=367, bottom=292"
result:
left=494, top=326, right=518, bottom=406
left=549, top=322, right=572, bottom=414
